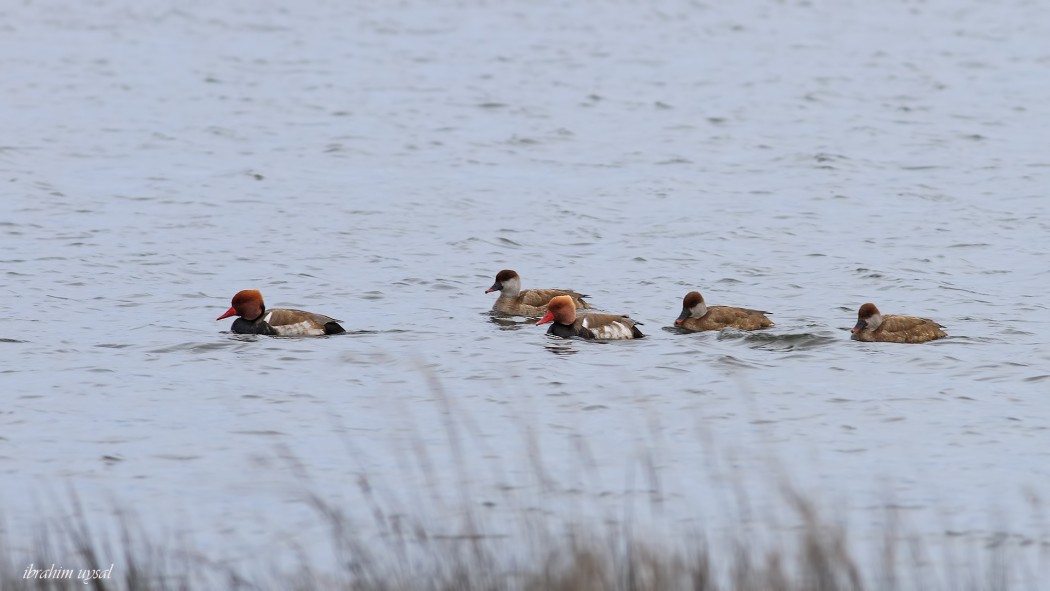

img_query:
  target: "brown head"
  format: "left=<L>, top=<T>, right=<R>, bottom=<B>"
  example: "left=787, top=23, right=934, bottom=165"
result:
left=851, top=302, right=882, bottom=333
left=217, top=289, right=265, bottom=321
left=675, top=291, right=707, bottom=325
left=536, top=295, right=577, bottom=326
left=486, top=269, right=521, bottom=295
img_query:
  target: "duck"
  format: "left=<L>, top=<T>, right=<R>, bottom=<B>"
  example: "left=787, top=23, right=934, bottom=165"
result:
left=674, top=290, right=773, bottom=331
left=486, top=269, right=592, bottom=316
left=850, top=302, right=947, bottom=343
left=217, top=290, right=345, bottom=336
left=537, top=295, right=644, bottom=340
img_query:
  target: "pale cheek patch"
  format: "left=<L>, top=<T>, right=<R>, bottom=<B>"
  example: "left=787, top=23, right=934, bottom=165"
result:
left=503, top=277, right=521, bottom=296
left=868, top=314, right=882, bottom=331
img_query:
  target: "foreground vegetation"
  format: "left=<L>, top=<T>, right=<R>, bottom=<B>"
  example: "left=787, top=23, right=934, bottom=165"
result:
left=3, top=380, right=1038, bottom=590
left=1, top=484, right=1028, bottom=591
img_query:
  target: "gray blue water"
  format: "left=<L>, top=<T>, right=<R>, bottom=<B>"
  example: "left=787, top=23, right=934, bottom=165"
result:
left=2, top=0, right=1048, bottom=581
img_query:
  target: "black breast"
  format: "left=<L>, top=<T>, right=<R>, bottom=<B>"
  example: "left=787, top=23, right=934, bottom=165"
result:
left=231, top=318, right=278, bottom=335
left=547, top=321, right=594, bottom=339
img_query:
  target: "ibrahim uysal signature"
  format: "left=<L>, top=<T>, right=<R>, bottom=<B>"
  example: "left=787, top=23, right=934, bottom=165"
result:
left=23, top=563, right=115, bottom=584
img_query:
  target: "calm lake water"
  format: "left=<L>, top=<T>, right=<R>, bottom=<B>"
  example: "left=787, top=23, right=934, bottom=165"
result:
left=2, top=0, right=1049, bottom=583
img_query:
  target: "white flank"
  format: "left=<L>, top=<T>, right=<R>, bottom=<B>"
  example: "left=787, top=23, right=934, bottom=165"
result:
left=596, top=321, right=632, bottom=339
left=582, top=317, right=591, bottom=329
left=263, top=311, right=274, bottom=323
left=275, top=320, right=322, bottom=337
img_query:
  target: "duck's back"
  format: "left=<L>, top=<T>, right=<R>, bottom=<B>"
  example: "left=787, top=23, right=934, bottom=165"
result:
left=567, top=313, right=643, bottom=340
left=519, top=288, right=591, bottom=309
left=852, top=314, right=946, bottom=343
left=494, top=289, right=591, bottom=315
left=264, top=308, right=346, bottom=336
left=682, top=306, right=773, bottom=332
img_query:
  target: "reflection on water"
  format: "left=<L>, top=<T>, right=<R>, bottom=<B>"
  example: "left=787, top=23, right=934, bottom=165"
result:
left=487, top=314, right=536, bottom=330
left=544, top=339, right=579, bottom=356
left=715, top=330, right=840, bottom=352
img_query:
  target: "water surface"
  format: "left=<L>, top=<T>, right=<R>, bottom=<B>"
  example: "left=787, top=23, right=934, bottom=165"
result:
left=2, top=0, right=1049, bottom=581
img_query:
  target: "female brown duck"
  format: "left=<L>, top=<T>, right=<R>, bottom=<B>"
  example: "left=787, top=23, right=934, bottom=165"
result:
left=486, top=269, right=592, bottom=316
left=850, top=302, right=946, bottom=343
left=674, top=291, right=773, bottom=331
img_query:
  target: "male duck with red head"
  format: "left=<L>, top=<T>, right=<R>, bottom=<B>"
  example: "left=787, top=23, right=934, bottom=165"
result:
left=850, top=302, right=946, bottom=343
left=537, top=295, right=643, bottom=340
left=217, top=290, right=345, bottom=336
left=486, top=269, right=592, bottom=316
left=674, top=290, right=773, bottom=332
